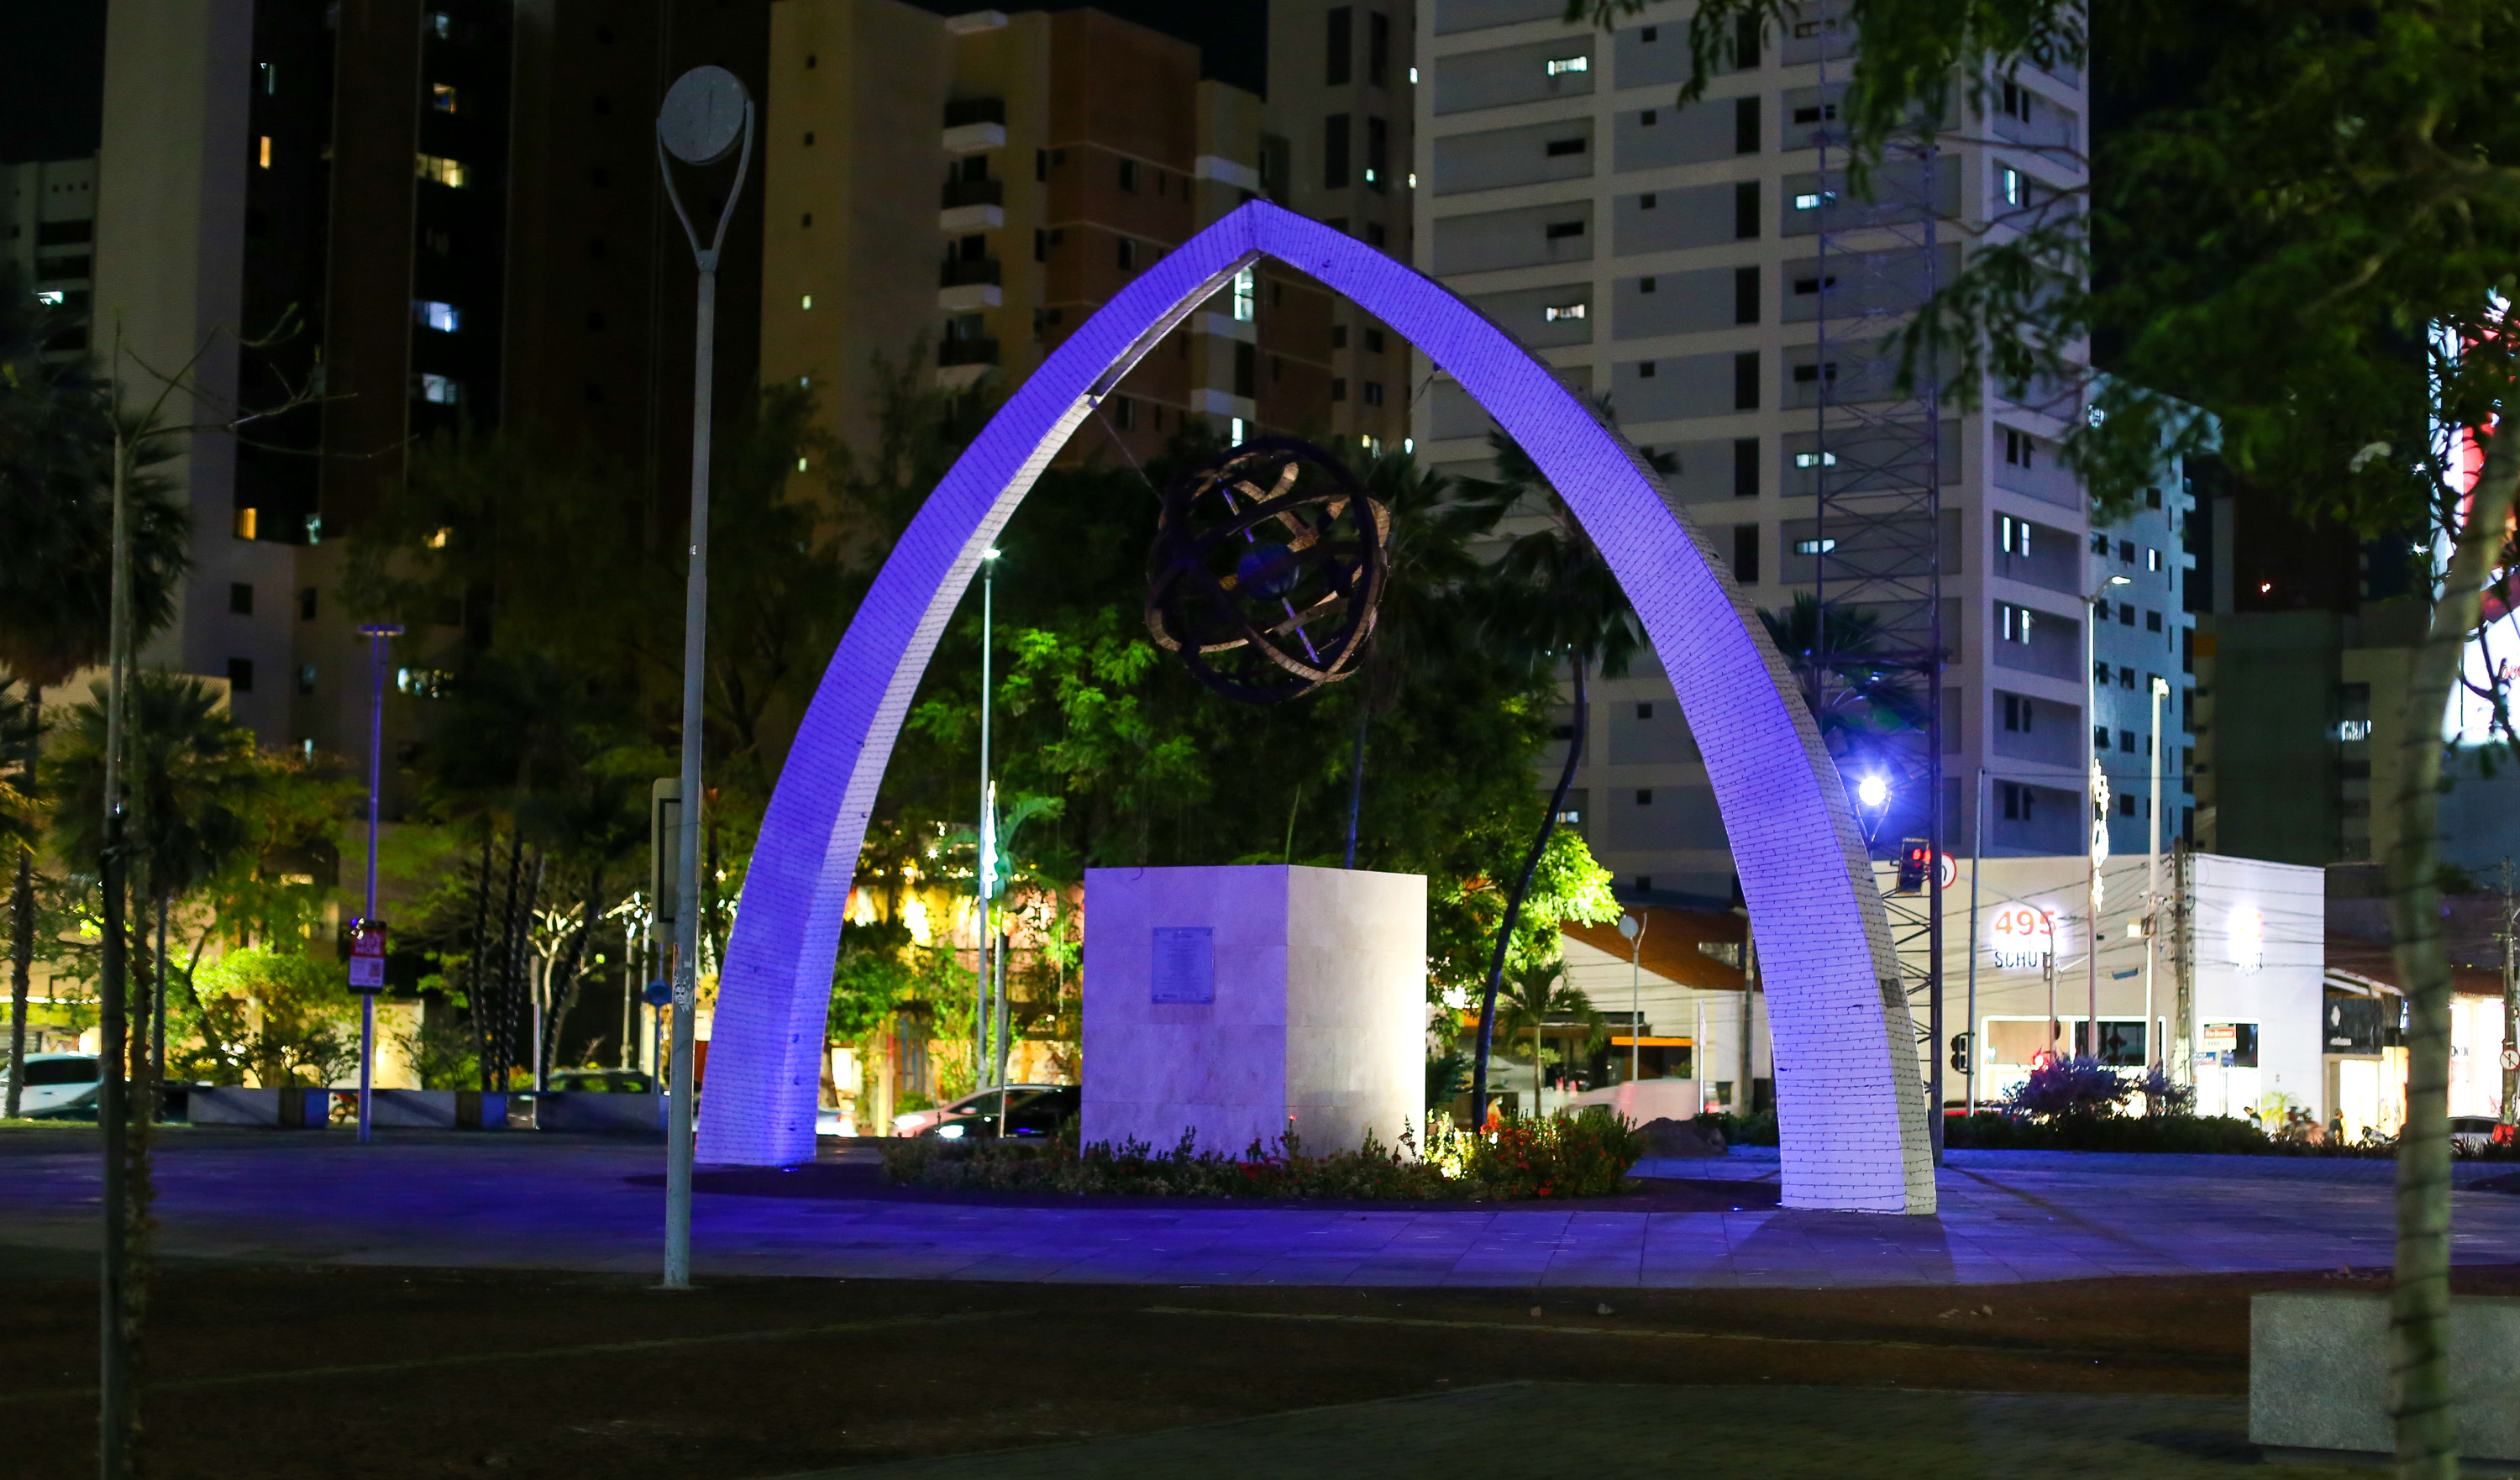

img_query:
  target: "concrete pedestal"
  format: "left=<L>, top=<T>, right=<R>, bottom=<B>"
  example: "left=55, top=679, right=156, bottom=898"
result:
left=1083, top=865, right=1424, bottom=1157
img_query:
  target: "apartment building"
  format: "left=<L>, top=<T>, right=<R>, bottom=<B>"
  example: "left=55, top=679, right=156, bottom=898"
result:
left=2, top=156, right=97, bottom=354
left=762, top=2, right=1337, bottom=464
left=84, top=0, right=767, bottom=761
left=1412, top=0, right=2187, bottom=900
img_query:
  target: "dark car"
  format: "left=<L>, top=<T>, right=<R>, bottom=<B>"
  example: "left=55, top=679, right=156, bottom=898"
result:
left=921, top=1084, right=1079, bottom=1141
left=546, top=1069, right=656, bottom=1094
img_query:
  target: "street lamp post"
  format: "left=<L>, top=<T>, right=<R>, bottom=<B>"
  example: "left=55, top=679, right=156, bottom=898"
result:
left=977, top=549, right=998, bottom=1093
left=1616, top=912, right=1645, bottom=1081
left=2084, top=571, right=2130, bottom=1058
left=353, top=624, right=403, bottom=1144
left=655, top=65, right=754, bottom=1290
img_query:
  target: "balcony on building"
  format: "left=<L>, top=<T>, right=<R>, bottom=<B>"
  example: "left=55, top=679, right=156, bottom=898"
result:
left=940, top=258, right=1002, bottom=288
left=942, top=177, right=1004, bottom=210
left=937, top=336, right=999, bottom=368
left=942, top=97, right=1006, bottom=155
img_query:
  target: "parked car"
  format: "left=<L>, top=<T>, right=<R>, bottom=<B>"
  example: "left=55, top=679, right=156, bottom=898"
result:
left=7, top=1054, right=102, bottom=1118
left=546, top=1069, right=655, bottom=1094
left=2449, top=1115, right=2514, bottom=1152
left=895, top=1084, right=1079, bottom=1141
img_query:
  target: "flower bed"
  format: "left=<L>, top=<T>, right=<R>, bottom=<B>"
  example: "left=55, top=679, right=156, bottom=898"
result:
left=880, top=1105, right=1643, bottom=1201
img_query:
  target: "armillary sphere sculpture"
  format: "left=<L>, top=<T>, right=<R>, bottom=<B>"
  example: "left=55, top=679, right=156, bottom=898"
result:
left=1145, top=438, right=1390, bottom=704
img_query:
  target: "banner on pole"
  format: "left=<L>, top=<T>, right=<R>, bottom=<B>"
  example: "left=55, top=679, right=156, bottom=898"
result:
left=349, top=920, right=388, bottom=992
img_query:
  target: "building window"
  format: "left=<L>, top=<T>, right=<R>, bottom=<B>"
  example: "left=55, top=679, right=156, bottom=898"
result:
left=1544, top=220, right=1584, bottom=239
left=1331, top=377, right=1347, bottom=401
left=1999, top=80, right=2033, bottom=123
left=1735, top=265, right=1759, bottom=324
left=2119, top=792, right=2138, bottom=816
left=1732, top=523, right=1761, bottom=584
left=1362, top=381, right=1384, bottom=407
left=1118, top=159, right=1137, bottom=192
left=228, top=582, right=254, bottom=615
left=226, top=658, right=255, bottom=693
left=1367, top=117, right=1389, bottom=187
left=1543, top=302, right=1586, bottom=322
left=1325, top=113, right=1351, bottom=189
left=2145, top=609, right=2163, bottom=632
left=2146, top=547, right=2163, bottom=571
left=417, top=373, right=460, bottom=406
left=1639, top=276, right=1656, bottom=293
left=1733, top=438, right=1758, bottom=496
left=1546, top=136, right=1586, bottom=158
left=257, top=136, right=272, bottom=169
left=2003, top=694, right=2034, bottom=732
left=2118, top=538, right=2136, bottom=562
left=414, top=300, right=460, bottom=333
left=1793, top=273, right=1836, bottom=297
left=2119, top=602, right=2136, bottom=626
left=1637, top=361, right=1656, bottom=379
left=1109, top=396, right=1134, bottom=430
left=259, top=60, right=277, bottom=94
left=2003, top=428, right=2034, bottom=465
left=1998, top=165, right=2024, bottom=206
left=298, top=587, right=318, bottom=621
left=2093, top=725, right=2110, bottom=752
left=1998, top=512, right=2030, bottom=554
left=1635, top=788, right=1652, bottom=805
left=2001, top=782, right=2034, bottom=821
left=1998, top=602, right=2034, bottom=643
left=1326, top=6, right=1352, bottom=85
left=415, top=154, right=465, bottom=187
left=1641, top=108, right=1657, bottom=126
left=1365, top=220, right=1386, bottom=246
left=1735, top=180, right=1760, bottom=238
left=1368, top=9, right=1389, bottom=82
left=1793, top=452, right=1836, bottom=469
left=1231, top=267, right=1256, bottom=322
left=1734, top=351, right=1760, bottom=409
left=1117, top=238, right=1137, bottom=270
left=2120, top=728, right=2137, bottom=753
left=1793, top=537, right=1835, bottom=555
left=1735, top=96, right=1760, bottom=153
left=297, top=664, right=317, bottom=695
left=1544, top=55, right=1589, bottom=76
left=1636, top=702, right=1654, bottom=719
left=432, top=82, right=460, bottom=113
left=2119, top=664, right=2136, bottom=689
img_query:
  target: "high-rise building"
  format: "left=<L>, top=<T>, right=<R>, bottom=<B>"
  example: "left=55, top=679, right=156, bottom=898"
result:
left=85, top=0, right=766, bottom=763
left=1, top=156, right=97, bottom=356
left=1411, top=2, right=2191, bottom=900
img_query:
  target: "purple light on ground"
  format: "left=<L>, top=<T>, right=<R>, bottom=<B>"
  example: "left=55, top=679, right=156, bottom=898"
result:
left=695, top=201, right=1935, bottom=1213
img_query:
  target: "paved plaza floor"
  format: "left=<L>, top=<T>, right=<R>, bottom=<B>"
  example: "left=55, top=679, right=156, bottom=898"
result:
left=777, top=1383, right=2357, bottom=1479
left=3, top=1126, right=2516, bottom=1288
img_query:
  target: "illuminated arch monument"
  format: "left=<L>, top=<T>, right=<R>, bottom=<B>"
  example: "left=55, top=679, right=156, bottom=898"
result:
left=697, top=201, right=1936, bottom=1215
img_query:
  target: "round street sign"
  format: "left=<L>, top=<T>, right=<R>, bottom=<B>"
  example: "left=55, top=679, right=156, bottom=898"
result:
left=1937, top=852, right=1957, bottom=890
left=2502, top=1047, right=2518, bottom=1073
left=659, top=66, right=749, bottom=165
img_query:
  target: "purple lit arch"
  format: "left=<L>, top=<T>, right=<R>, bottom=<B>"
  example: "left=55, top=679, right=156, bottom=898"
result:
left=696, top=202, right=1935, bottom=1214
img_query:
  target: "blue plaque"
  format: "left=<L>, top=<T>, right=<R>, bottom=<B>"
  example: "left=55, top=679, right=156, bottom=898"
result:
left=1150, top=926, right=1215, bottom=1005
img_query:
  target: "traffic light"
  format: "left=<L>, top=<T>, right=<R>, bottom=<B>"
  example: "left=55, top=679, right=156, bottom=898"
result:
left=1950, top=1032, right=1971, bottom=1073
left=1897, top=837, right=1932, bottom=892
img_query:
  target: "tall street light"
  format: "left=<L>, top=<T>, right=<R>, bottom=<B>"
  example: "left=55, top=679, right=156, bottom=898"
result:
left=656, top=64, right=753, bottom=1291
left=1616, top=911, right=1646, bottom=1082
left=351, top=624, right=403, bottom=1143
left=2084, top=571, right=2130, bottom=1058
left=976, top=548, right=998, bottom=1093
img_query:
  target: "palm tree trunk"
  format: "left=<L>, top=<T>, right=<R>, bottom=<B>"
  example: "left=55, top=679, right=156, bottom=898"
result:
left=492, top=832, right=524, bottom=1091
left=541, top=865, right=606, bottom=1084
left=465, top=827, right=494, bottom=1091
left=6, top=682, right=38, bottom=1120
left=6, top=840, right=31, bottom=1120
left=2391, top=432, right=2518, bottom=1480
left=1344, top=702, right=1369, bottom=869
left=1470, top=661, right=1586, bottom=1126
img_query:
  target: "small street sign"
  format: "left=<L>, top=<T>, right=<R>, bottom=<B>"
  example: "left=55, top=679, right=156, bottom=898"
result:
left=349, top=920, right=388, bottom=992
left=2501, top=1047, right=2518, bottom=1073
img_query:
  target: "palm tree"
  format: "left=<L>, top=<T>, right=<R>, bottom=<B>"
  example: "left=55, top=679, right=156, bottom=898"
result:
left=0, top=680, right=38, bottom=1116
left=0, top=269, right=188, bottom=1118
left=1758, top=593, right=1929, bottom=744
left=1454, top=419, right=1666, bottom=1123
left=1339, top=450, right=1494, bottom=866
left=1493, top=960, right=1605, bottom=1118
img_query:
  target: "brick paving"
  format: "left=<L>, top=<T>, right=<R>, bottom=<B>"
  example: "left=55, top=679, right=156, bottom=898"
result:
left=768, top=1383, right=2363, bottom=1479
left=1, top=1128, right=2514, bottom=1289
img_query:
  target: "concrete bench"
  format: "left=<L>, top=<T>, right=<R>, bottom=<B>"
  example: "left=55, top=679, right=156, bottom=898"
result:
left=2252, top=1290, right=2520, bottom=1467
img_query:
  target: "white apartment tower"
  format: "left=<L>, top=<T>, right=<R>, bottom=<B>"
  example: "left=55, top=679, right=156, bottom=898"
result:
left=1413, top=0, right=2192, bottom=901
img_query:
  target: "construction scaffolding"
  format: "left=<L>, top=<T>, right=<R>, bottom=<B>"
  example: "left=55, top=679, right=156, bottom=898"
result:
left=1809, top=29, right=1950, bottom=1145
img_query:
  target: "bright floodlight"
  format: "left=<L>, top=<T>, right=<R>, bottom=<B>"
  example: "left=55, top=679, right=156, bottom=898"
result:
left=659, top=66, right=749, bottom=165
left=2108, top=574, right=2131, bottom=586
left=1857, top=774, right=1888, bottom=809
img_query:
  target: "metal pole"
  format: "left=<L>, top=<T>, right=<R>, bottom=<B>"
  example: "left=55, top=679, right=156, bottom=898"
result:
left=98, top=408, right=134, bottom=1480
left=1630, top=931, right=1641, bottom=1082
left=1966, top=766, right=1984, bottom=1115
left=357, top=626, right=396, bottom=1143
left=656, top=66, right=752, bottom=1290
left=2502, top=860, right=2516, bottom=1129
left=1694, top=996, right=1705, bottom=1115
left=977, top=552, right=995, bottom=1091
left=2146, top=676, right=2166, bottom=1073
left=2086, top=581, right=2100, bottom=1061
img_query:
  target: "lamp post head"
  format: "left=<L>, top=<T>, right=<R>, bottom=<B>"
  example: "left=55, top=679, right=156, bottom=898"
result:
left=2108, top=574, right=2130, bottom=586
left=659, top=66, right=750, bottom=165
left=357, top=623, right=406, bottom=638
left=1856, top=774, right=1889, bottom=810
left=1616, top=913, right=1641, bottom=941
left=983, top=547, right=1001, bottom=561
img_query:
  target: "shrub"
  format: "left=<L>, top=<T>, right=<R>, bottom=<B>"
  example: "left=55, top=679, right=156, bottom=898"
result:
left=1996, top=1055, right=2135, bottom=1120
left=884, top=1105, right=1645, bottom=1201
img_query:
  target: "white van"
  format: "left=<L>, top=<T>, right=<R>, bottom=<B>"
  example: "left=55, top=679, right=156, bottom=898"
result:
left=8, top=1054, right=102, bottom=1118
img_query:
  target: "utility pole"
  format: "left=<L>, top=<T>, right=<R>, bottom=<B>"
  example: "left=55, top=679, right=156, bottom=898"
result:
left=2171, top=838, right=2195, bottom=1086
left=97, top=399, right=134, bottom=1480
left=655, top=65, right=753, bottom=1291
left=2086, top=573, right=2129, bottom=1060
left=1965, top=767, right=1984, bottom=1113
left=2145, top=675, right=2167, bottom=1071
